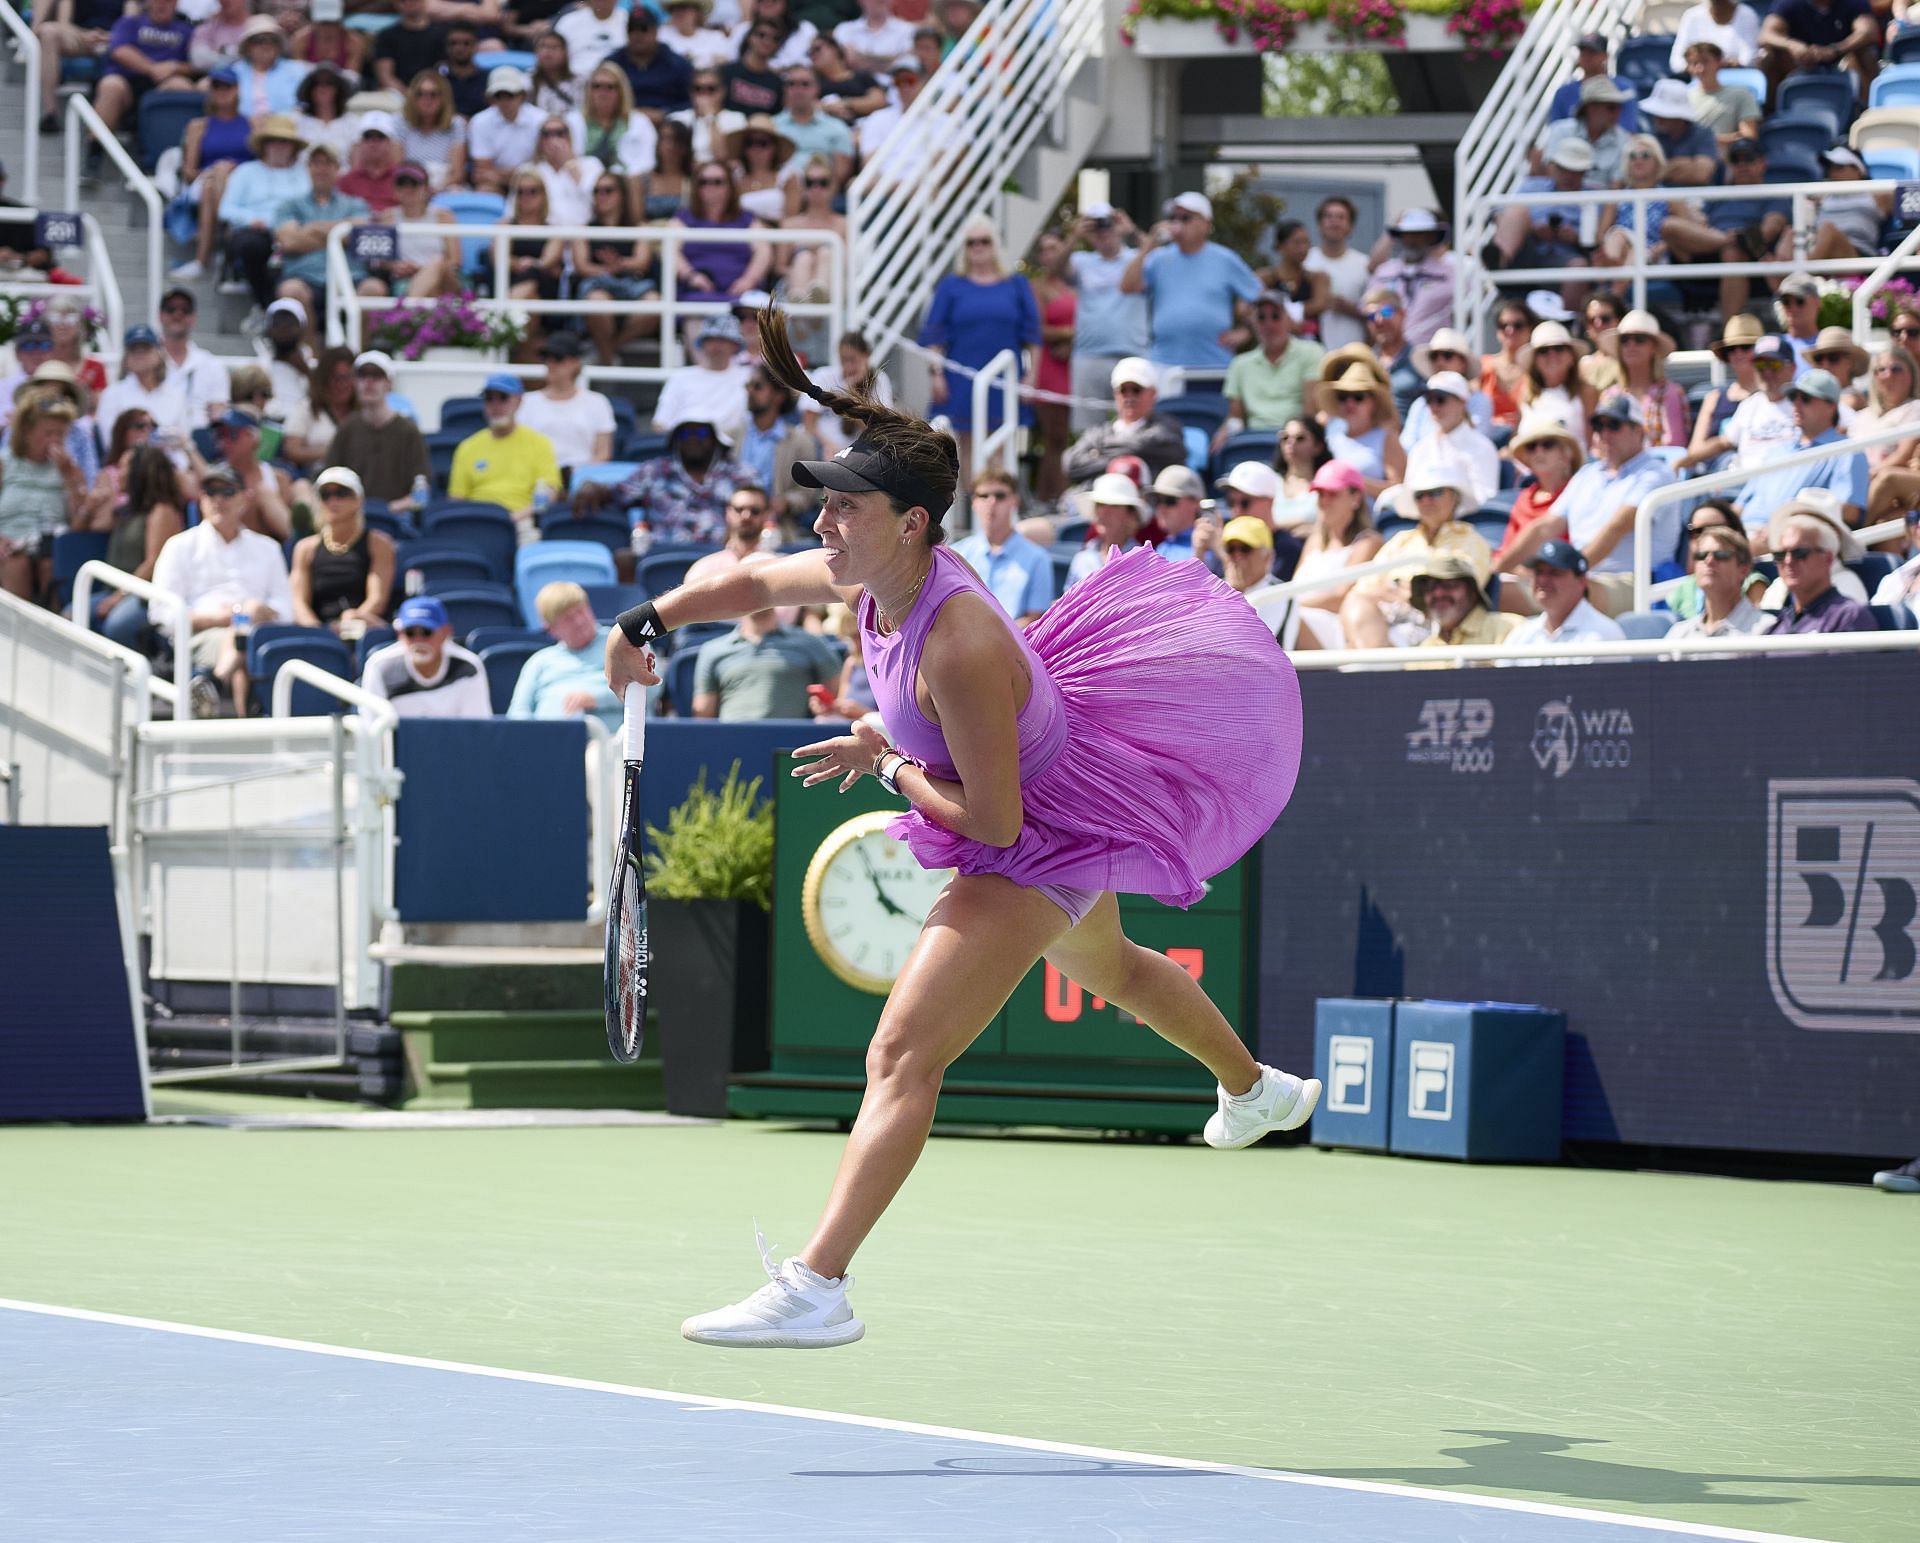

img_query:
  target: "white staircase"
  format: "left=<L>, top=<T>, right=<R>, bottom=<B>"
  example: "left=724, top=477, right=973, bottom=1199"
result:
left=847, top=0, right=1107, bottom=356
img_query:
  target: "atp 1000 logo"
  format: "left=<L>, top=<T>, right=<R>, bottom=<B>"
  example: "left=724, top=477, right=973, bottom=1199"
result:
left=1406, top=698, right=1494, bottom=774
left=1767, top=779, right=1920, bottom=1034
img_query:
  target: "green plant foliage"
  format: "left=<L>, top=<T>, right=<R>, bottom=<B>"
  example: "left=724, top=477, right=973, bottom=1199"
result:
left=643, top=762, right=774, bottom=909
left=1208, top=173, right=1291, bottom=266
left=1263, top=51, right=1400, bottom=117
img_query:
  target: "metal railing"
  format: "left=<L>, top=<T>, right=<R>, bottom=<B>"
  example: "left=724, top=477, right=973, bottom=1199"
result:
left=64, top=94, right=163, bottom=325
left=71, top=560, right=189, bottom=702
left=1459, top=180, right=1913, bottom=328
left=970, top=347, right=1023, bottom=486
left=0, top=0, right=42, bottom=206
left=1631, top=418, right=1920, bottom=611
left=324, top=221, right=845, bottom=373
left=1454, top=0, right=1639, bottom=341
left=1852, top=223, right=1920, bottom=344
left=846, top=0, right=1104, bottom=356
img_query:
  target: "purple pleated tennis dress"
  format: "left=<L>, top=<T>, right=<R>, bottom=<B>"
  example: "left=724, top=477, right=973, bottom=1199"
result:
left=860, top=544, right=1303, bottom=924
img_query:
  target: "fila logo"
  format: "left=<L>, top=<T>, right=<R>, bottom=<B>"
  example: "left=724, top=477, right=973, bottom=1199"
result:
left=1326, top=1035, right=1373, bottom=1115
left=1767, top=779, right=1920, bottom=1034
left=1407, top=1040, right=1455, bottom=1122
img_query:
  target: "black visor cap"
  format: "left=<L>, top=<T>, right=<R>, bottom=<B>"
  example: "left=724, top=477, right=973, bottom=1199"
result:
left=792, top=436, right=950, bottom=516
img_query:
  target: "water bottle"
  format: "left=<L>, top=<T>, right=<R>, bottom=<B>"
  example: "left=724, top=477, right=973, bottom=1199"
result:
left=410, top=473, right=430, bottom=511
left=533, top=483, right=553, bottom=520
left=230, top=605, right=253, bottom=639
left=631, top=518, right=653, bottom=557
left=405, top=567, right=424, bottom=597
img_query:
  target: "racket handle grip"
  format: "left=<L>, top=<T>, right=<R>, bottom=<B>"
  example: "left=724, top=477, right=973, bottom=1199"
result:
left=622, top=682, right=647, bottom=761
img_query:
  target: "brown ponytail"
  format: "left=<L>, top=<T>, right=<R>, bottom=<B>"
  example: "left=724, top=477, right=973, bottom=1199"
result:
left=760, top=306, right=957, bottom=543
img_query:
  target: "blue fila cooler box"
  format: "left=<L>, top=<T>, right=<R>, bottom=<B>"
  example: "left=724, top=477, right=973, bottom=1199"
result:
left=1388, top=1001, right=1566, bottom=1163
left=1310, top=998, right=1394, bottom=1151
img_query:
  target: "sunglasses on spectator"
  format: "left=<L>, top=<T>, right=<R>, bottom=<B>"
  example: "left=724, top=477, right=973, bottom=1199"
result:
left=1592, top=417, right=1628, bottom=431
left=1225, top=493, right=1259, bottom=509
left=1812, top=351, right=1853, bottom=367
left=1364, top=307, right=1398, bottom=322
left=1783, top=293, right=1816, bottom=305
left=1627, top=149, right=1658, bottom=160
left=1412, top=488, right=1451, bottom=502
left=1894, top=325, right=1920, bottom=339
left=1253, top=306, right=1287, bottom=319
left=1776, top=546, right=1822, bottom=562
left=482, top=390, right=514, bottom=401
left=966, top=236, right=993, bottom=247
left=1115, top=382, right=1146, bottom=395
left=693, top=82, right=721, bottom=92
left=319, top=486, right=357, bottom=502
left=516, top=185, right=543, bottom=197
left=1334, top=390, right=1370, bottom=403
left=127, top=418, right=154, bottom=431
left=400, top=627, right=436, bottom=639
left=395, top=174, right=425, bottom=187
left=1168, top=211, right=1199, bottom=223
left=1498, top=318, right=1528, bottom=332
left=595, top=184, right=620, bottom=195
left=1723, top=343, right=1754, bottom=354
left=804, top=177, right=832, bottom=188
left=542, top=126, right=570, bottom=137
left=160, top=302, right=192, bottom=316
left=697, top=176, right=729, bottom=186
left=1223, top=542, right=1257, bottom=556
left=1150, top=493, right=1184, bottom=505
left=728, top=502, right=767, bottom=515
left=1692, top=547, right=1739, bottom=563
left=1756, top=355, right=1789, bottom=369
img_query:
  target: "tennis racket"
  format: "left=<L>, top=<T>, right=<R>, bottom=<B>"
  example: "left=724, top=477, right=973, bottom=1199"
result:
left=604, top=681, right=650, bottom=1062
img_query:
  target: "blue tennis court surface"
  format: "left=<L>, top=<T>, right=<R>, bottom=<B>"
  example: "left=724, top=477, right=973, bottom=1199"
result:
left=0, top=1302, right=1828, bottom=1543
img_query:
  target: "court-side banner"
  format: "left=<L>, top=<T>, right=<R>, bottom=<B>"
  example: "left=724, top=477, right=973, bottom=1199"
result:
left=1258, top=653, right=1920, bottom=1158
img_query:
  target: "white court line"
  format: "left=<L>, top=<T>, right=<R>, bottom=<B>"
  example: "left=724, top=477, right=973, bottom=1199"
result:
left=0, top=1298, right=1835, bottom=1543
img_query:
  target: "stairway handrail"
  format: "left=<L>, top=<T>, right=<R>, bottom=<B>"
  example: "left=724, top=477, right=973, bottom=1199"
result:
left=64, top=94, right=164, bottom=326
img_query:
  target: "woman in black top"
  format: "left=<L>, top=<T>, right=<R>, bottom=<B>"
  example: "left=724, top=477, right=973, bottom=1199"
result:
left=289, top=466, right=395, bottom=632
left=722, top=18, right=786, bottom=114
left=574, top=173, right=659, bottom=366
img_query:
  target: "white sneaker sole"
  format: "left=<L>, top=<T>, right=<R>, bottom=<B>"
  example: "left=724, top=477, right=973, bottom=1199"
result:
left=1205, top=1076, right=1323, bottom=1149
left=681, top=1318, right=866, bottom=1349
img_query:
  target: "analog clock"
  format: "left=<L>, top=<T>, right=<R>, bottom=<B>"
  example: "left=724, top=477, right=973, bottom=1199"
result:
left=801, top=812, right=953, bottom=994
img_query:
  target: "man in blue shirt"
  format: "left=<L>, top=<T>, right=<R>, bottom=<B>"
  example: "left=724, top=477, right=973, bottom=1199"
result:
left=1640, top=77, right=1723, bottom=185
left=1067, top=203, right=1151, bottom=430
left=951, top=467, right=1053, bottom=623
left=1733, top=369, right=1870, bottom=534
left=736, top=365, right=817, bottom=518
left=1759, top=0, right=1877, bottom=98
left=1546, top=31, right=1643, bottom=130
left=1660, top=138, right=1791, bottom=320
left=1120, top=191, right=1260, bottom=374
left=618, top=6, right=694, bottom=122
left=272, top=142, right=371, bottom=320
left=1554, top=390, right=1679, bottom=613
left=508, top=582, right=624, bottom=731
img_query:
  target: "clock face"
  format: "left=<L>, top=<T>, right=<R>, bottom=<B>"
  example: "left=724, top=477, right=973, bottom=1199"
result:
left=802, top=812, right=953, bottom=994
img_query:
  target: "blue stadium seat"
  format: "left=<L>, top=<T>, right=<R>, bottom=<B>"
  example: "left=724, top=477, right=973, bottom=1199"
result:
left=466, top=625, right=548, bottom=654
left=1050, top=550, right=1075, bottom=597
left=395, top=541, right=494, bottom=591
left=1870, top=64, right=1920, bottom=111
left=355, top=625, right=395, bottom=671
left=483, top=49, right=537, bottom=72
left=1182, top=424, right=1210, bottom=474
left=1213, top=429, right=1278, bottom=478
left=582, top=582, right=647, bottom=625
left=515, top=542, right=619, bottom=625
left=478, top=638, right=546, bottom=713
left=1890, top=26, right=1920, bottom=65
left=136, top=89, right=205, bottom=170
left=665, top=648, right=702, bottom=714
left=1849, top=553, right=1895, bottom=592
left=425, top=431, right=471, bottom=491
left=1780, top=72, right=1854, bottom=130
left=1615, top=610, right=1673, bottom=640
left=1056, top=517, right=1092, bottom=545
left=1158, top=393, right=1230, bottom=435
left=432, top=584, right=522, bottom=637
left=615, top=429, right=669, bottom=463
left=344, top=12, right=397, bottom=30
left=421, top=509, right=516, bottom=583
left=608, top=398, right=640, bottom=437
left=1721, top=66, right=1768, bottom=108
left=422, top=496, right=513, bottom=522
left=1764, top=150, right=1824, bottom=185
left=61, top=57, right=100, bottom=86
left=245, top=622, right=325, bottom=677
left=637, top=547, right=717, bottom=600
left=1375, top=513, right=1417, bottom=539
left=1466, top=511, right=1509, bottom=549
left=430, top=191, right=509, bottom=276
left=51, top=530, right=109, bottom=612
left=364, top=507, right=416, bottom=543
left=1616, top=35, right=1680, bottom=97
left=1864, top=146, right=1920, bottom=181
left=436, top=397, right=486, bottom=434
left=255, top=633, right=355, bottom=715
left=191, top=426, right=219, bottom=462
left=542, top=509, right=632, bottom=553
left=1762, top=111, right=1843, bottom=165
left=570, top=460, right=639, bottom=493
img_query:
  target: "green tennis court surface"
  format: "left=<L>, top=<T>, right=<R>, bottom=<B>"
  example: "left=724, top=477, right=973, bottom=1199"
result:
left=2, top=1112, right=1913, bottom=1541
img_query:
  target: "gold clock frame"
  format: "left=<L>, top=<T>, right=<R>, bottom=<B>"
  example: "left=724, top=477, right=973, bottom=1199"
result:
left=800, top=811, right=948, bottom=995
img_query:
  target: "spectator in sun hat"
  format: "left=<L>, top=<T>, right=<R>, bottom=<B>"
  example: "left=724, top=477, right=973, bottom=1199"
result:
left=1763, top=491, right=1876, bottom=633
left=1406, top=328, right=1494, bottom=442
left=0, top=362, right=100, bottom=492
left=0, top=335, right=65, bottom=434
left=1371, top=207, right=1456, bottom=350
left=1639, top=77, right=1721, bottom=185
left=1674, top=315, right=1769, bottom=473
left=230, top=14, right=305, bottom=117
left=1552, top=388, right=1676, bottom=614
left=1807, top=324, right=1873, bottom=412
left=1395, top=370, right=1500, bottom=513
left=651, top=313, right=751, bottom=444
left=1535, top=74, right=1633, bottom=189
left=1315, top=354, right=1407, bottom=498
left=1734, top=369, right=1871, bottom=535
left=1596, top=308, right=1689, bottom=448
left=448, top=372, right=563, bottom=523
left=1219, top=289, right=1325, bottom=446
left=1411, top=551, right=1517, bottom=655
left=1061, top=356, right=1187, bottom=488
left=1121, top=190, right=1262, bottom=371
left=1146, top=463, right=1222, bottom=568
left=1546, top=30, right=1643, bottom=130
left=1065, top=472, right=1148, bottom=588
left=219, top=115, right=312, bottom=313
left=1505, top=537, right=1627, bottom=648
left=1496, top=412, right=1584, bottom=573
left=1340, top=463, right=1492, bottom=649
left=360, top=594, right=492, bottom=719
left=329, top=350, right=431, bottom=506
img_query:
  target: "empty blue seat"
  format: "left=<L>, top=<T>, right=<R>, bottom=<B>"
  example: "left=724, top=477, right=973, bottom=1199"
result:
left=1782, top=70, right=1856, bottom=127
left=51, top=530, right=109, bottom=611
left=665, top=649, right=703, bottom=715
left=1616, top=35, right=1678, bottom=97
left=514, top=541, right=619, bottom=625
left=478, top=638, right=546, bottom=714
left=396, top=541, right=494, bottom=592
left=466, top=625, right=548, bottom=654
left=245, top=622, right=325, bottom=677
left=1182, top=424, right=1210, bottom=474
left=1056, top=517, right=1092, bottom=545
left=1864, top=146, right=1920, bottom=180
left=608, top=398, right=640, bottom=436
left=542, top=509, right=631, bottom=554
left=432, top=584, right=522, bottom=637
left=1721, top=65, right=1768, bottom=108
left=637, top=547, right=717, bottom=600
left=1615, top=610, right=1673, bottom=640
left=430, top=190, right=509, bottom=276
left=1870, top=64, right=1920, bottom=111
left=1466, top=511, right=1510, bottom=549
left=255, top=633, right=354, bottom=716
left=1763, top=111, right=1843, bottom=165
left=570, top=461, right=640, bottom=492
left=582, top=582, right=647, bottom=625
left=436, top=397, right=486, bottom=434
left=1214, top=429, right=1278, bottom=476
left=421, top=510, right=515, bottom=584
left=355, top=625, right=396, bottom=670
left=364, top=507, right=416, bottom=543
left=136, top=89, right=205, bottom=170
left=1158, top=393, right=1231, bottom=434
left=1764, top=151, right=1824, bottom=185
left=616, top=429, right=669, bottom=463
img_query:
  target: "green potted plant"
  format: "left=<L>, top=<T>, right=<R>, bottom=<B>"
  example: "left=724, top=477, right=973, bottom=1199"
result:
left=644, top=761, right=774, bottom=1117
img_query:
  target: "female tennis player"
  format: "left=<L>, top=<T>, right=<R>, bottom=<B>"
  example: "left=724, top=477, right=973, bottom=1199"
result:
left=605, top=311, right=1316, bottom=1348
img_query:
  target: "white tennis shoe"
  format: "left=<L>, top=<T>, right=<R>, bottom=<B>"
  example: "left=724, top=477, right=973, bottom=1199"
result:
left=1204, top=1064, right=1321, bottom=1149
left=682, top=1229, right=865, bottom=1349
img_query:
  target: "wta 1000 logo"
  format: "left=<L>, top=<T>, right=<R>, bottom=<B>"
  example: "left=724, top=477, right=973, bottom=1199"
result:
left=1530, top=697, right=1635, bottom=777
left=1767, top=779, right=1920, bottom=1034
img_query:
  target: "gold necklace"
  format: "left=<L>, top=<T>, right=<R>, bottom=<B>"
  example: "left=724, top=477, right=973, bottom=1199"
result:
left=320, top=518, right=362, bottom=554
left=875, top=557, right=933, bottom=634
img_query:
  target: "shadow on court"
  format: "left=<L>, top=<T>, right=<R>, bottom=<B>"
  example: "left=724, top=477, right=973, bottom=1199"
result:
left=1309, top=1429, right=1920, bottom=1511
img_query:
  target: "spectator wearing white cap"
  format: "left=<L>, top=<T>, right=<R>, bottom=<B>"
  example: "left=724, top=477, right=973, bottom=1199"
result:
left=1340, top=464, right=1491, bottom=648
left=1810, top=147, right=1893, bottom=264
left=1214, top=461, right=1304, bottom=578
left=470, top=68, right=543, bottom=191
left=1504, top=538, right=1627, bottom=649
left=289, top=466, right=396, bottom=634
left=1067, top=202, right=1151, bottom=432
left=1065, top=472, right=1147, bottom=588
left=329, top=351, right=431, bottom=506
left=952, top=466, right=1054, bottom=623
left=1403, top=329, right=1494, bottom=443
left=1551, top=389, right=1678, bottom=614
left=1217, top=290, right=1325, bottom=450
left=1146, top=464, right=1221, bottom=568
left=1533, top=75, right=1633, bottom=189
left=1639, top=78, right=1721, bottom=185
left=340, top=112, right=405, bottom=215
left=1490, top=136, right=1601, bottom=297
left=652, top=313, right=751, bottom=444
left=1060, top=357, right=1187, bottom=488
left=1370, top=208, right=1455, bottom=351
left=1120, top=191, right=1261, bottom=372
left=1397, top=371, right=1500, bottom=512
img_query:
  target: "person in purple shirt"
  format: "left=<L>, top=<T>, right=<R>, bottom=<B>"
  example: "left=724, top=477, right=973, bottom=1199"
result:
left=91, top=0, right=197, bottom=171
left=1765, top=495, right=1877, bottom=633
